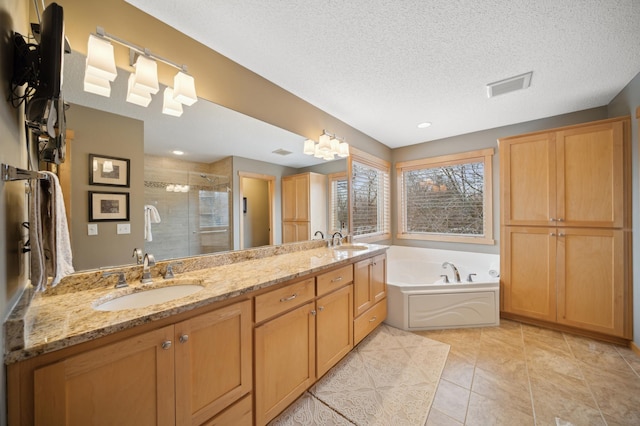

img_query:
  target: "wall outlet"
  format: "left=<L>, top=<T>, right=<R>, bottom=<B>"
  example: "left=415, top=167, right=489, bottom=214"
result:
left=117, top=223, right=131, bottom=234
left=88, top=224, right=98, bottom=235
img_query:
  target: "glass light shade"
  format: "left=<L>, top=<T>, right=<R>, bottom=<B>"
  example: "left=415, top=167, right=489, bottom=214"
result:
left=313, top=145, right=324, bottom=158
left=102, top=160, right=114, bottom=173
left=318, top=133, right=331, bottom=152
left=162, top=87, right=183, bottom=117
left=173, top=72, right=198, bottom=106
left=83, top=73, right=111, bottom=97
left=126, top=73, right=152, bottom=107
left=85, top=34, right=117, bottom=81
left=323, top=151, right=335, bottom=161
left=330, top=137, right=340, bottom=154
left=132, top=55, right=159, bottom=95
left=337, top=141, right=350, bottom=157
left=303, top=139, right=316, bottom=155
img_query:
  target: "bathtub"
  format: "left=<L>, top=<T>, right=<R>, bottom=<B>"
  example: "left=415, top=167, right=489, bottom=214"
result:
left=384, top=246, right=500, bottom=330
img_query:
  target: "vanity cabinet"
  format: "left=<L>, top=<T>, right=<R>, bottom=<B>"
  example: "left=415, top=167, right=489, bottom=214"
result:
left=499, top=116, right=632, bottom=340
left=254, top=265, right=355, bottom=425
left=282, top=172, right=327, bottom=242
left=18, top=300, right=252, bottom=426
left=353, top=254, right=387, bottom=344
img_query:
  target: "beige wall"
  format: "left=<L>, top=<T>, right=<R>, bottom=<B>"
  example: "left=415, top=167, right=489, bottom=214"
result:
left=391, top=107, right=609, bottom=255
left=1, top=2, right=29, bottom=424
left=53, top=0, right=391, bottom=162
left=65, top=104, right=145, bottom=270
left=242, top=177, right=270, bottom=248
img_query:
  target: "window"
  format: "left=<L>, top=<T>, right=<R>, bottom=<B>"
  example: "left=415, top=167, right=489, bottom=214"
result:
left=397, top=148, right=494, bottom=244
left=328, top=172, right=348, bottom=233
left=349, top=149, right=390, bottom=241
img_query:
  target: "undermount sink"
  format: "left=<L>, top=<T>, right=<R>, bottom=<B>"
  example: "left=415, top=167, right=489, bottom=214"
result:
left=94, top=284, right=204, bottom=312
left=332, top=244, right=369, bottom=252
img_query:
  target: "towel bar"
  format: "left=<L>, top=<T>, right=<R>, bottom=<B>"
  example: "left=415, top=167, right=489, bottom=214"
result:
left=1, top=163, right=47, bottom=181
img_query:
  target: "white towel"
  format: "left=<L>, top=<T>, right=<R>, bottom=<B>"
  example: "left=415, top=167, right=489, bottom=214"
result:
left=144, top=204, right=161, bottom=241
left=30, top=172, right=74, bottom=291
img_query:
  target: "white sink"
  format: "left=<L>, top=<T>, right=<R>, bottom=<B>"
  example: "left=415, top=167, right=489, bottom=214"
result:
left=95, top=285, right=204, bottom=312
left=333, top=244, right=369, bottom=252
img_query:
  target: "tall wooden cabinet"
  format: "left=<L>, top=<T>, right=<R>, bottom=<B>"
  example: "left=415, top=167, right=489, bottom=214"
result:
left=499, top=116, right=631, bottom=340
left=282, top=172, right=327, bottom=242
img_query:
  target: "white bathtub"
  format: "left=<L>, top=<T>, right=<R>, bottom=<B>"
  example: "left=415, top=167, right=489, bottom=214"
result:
left=385, top=246, right=500, bottom=330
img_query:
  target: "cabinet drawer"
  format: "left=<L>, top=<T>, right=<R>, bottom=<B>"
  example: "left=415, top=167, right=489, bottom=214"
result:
left=317, top=265, right=353, bottom=296
left=354, top=299, right=387, bottom=345
left=255, top=278, right=315, bottom=323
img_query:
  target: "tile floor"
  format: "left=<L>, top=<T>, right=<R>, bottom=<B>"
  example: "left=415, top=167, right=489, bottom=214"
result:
left=416, top=320, right=640, bottom=425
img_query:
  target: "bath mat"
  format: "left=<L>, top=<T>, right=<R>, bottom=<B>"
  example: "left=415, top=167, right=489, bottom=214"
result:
left=270, top=324, right=450, bottom=425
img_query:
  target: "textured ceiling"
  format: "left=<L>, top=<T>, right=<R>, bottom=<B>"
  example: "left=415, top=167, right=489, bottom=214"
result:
left=124, top=0, right=640, bottom=149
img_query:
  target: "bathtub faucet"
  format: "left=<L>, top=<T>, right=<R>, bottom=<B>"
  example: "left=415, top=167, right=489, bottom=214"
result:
left=442, top=262, right=461, bottom=283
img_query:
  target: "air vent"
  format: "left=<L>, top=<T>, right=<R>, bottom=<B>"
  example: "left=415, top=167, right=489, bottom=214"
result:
left=486, top=71, right=533, bottom=98
left=272, top=148, right=293, bottom=156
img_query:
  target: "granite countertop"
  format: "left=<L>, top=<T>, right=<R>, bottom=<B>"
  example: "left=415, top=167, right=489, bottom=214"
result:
left=4, top=243, right=387, bottom=365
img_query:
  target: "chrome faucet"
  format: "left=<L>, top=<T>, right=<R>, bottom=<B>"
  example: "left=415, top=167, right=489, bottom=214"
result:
left=141, top=253, right=156, bottom=283
left=103, top=271, right=128, bottom=288
left=164, top=261, right=183, bottom=279
left=314, top=230, right=324, bottom=240
left=331, top=231, right=343, bottom=247
left=132, top=248, right=143, bottom=264
left=442, top=261, right=461, bottom=283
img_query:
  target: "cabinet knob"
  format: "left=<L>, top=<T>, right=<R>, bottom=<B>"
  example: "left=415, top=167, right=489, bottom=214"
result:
left=550, top=233, right=556, bottom=236
left=557, top=218, right=564, bottom=222
left=559, top=233, right=565, bottom=237
left=279, top=293, right=298, bottom=302
left=318, top=306, right=325, bottom=311
left=550, top=218, right=557, bottom=221
left=310, top=310, right=317, bottom=316
left=179, top=334, right=189, bottom=344
left=161, top=340, right=172, bottom=350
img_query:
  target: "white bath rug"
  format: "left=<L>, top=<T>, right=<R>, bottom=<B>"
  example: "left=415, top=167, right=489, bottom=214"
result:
left=309, top=324, right=450, bottom=426
left=269, top=392, right=355, bottom=425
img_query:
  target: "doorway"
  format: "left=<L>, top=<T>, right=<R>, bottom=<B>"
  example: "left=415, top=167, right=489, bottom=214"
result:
left=239, top=172, right=275, bottom=249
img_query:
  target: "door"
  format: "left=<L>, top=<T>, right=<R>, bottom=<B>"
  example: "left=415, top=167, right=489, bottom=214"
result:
left=254, top=302, right=315, bottom=425
left=316, top=285, right=353, bottom=377
left=556, top=228, right=626, bottom=337
left=501, top=226, right=556, bottom=322
left=175, top=300, right=252, bottom=425
left=238, top=172, right=275, bottom=249
left=33, top=326, right=175, bottom=426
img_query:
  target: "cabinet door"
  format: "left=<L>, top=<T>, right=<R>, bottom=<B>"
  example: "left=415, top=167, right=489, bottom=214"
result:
left=255, top=302, right=315, bottom=426
left=316, top=285, right=353, bottom=377
left=282, top=174, right=309, bottom=221
left=556, top=228, right=626, bottom=337
left=282, top=221, right=310, bottom=243
left=295, top=174, right=310, bottom=221
left=354, top=259, right=373, bottom=317
left=500, top=132, right=557, bottom=226
left=33, top=326, right=175, bottom=426
left=371, top=254, right=387, bottom=305
left=556, top=121, right=625, bottom=227
left=282, top=177, right=297, bottom=221
left=175, top=300, right=252, bottom=425
left=501, top=227, right=556, bottom=322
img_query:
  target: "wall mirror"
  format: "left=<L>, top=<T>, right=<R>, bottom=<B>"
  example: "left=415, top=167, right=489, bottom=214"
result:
left=61, top=51, right=346, bottom=271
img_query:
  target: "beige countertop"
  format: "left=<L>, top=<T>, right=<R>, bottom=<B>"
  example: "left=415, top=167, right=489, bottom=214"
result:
left=4, top=243, right=387, bottom=365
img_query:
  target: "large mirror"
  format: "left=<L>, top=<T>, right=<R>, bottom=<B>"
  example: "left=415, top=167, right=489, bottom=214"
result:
left=61, top=51, right=347, bottom=271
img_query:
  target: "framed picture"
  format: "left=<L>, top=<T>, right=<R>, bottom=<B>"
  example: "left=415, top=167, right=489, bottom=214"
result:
left=89, top=191, right=130, bottom=222
left=89, top=154, right=130, bottom=187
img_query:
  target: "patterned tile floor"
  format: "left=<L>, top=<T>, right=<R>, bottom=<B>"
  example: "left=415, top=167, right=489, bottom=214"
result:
left=417, top=320, right=640, bottom=425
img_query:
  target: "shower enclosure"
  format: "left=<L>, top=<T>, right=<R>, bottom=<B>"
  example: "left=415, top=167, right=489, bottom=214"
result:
left=144, top=168, right=232, bottom=260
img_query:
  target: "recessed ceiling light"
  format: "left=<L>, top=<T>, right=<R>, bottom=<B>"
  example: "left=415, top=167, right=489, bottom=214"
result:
left=417, top=122, right=432, bottom=129
left=172, top=150, right=184, bottom=155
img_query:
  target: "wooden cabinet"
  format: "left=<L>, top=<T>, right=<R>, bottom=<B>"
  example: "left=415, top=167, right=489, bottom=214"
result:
left=254, top=265, right=356, bottom=425
left=500, top=118, right=626, bottom=228
left=282, top=172, right=327, bottom=242
left=353, top=254, right=387, bottom=344
left=31, top=300, right=252, bottom=426
left=499, top=116, right=631, bottom=340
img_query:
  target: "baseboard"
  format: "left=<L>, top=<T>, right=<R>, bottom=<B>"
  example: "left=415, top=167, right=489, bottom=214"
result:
left=631, top=341, right=640, bottom=356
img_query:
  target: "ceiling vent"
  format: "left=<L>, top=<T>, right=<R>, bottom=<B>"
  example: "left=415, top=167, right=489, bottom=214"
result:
left=272, top=148, right=293, bottom=156
left=486, top=71, right=533, bottom=98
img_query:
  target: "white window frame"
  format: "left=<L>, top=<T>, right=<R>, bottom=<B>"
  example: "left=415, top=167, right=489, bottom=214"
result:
left=396, top=148, right=494, bottom=245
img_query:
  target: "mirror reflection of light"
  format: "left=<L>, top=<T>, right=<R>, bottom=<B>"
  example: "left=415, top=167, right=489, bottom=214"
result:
left=102, top=160, right=114, bottom=172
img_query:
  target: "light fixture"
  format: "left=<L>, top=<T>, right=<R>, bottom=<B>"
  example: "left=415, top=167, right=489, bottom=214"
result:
left=417, top=122, right=432, bottom=129
left=303, top=130, right=350, bottom=161
left=172, top=149, right=184, bottom=156
left=163, top=88, right=183, bottom=117
left=83, top=26, right=197, bottom=116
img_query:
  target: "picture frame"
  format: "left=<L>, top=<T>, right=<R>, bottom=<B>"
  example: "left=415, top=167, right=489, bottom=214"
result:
left=89, top=154, right=130, bottom=187
left=89, top=191, right=130, bottom=222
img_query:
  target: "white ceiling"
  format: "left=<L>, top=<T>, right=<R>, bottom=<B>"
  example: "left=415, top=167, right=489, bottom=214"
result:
left=124, top=0, right=640, bottom=149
